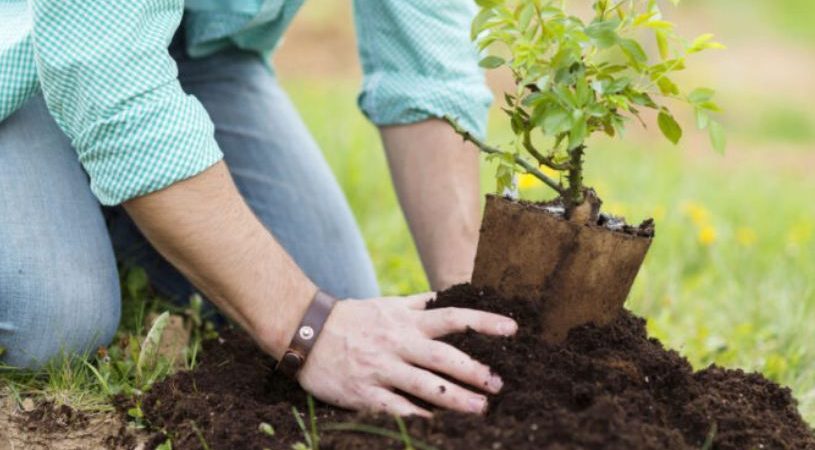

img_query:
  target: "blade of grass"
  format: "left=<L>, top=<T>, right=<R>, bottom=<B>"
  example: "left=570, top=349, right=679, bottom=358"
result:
left=394, top=415, right=415, bottom=450
left=190, top=420, right=211, bottom=450
left=323, top=422, right=440, bottom=450
left=701, top=423, right=717, bottom=450
left=307, top=394, right=319, bottom=449
left=81, top=360, right=111, bottom=397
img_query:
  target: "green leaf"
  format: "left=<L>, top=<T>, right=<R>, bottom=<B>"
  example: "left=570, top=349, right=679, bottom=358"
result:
left=708, top=120, right=727, bottom=154
left=656, top=77, right=680, bottom=96
left=568, top=116, right=588, bottom=149
left=518, top=3, right=535, bottom=31
left=689, top=33, right=726, bottom=53
left=586, top=103, right=608, bottom=118
left=127, top=406, right=144, bottom=419
left=475, top=0, right=503, bottom=7
left=697, top=100, right=722, bottom=112
left=479, top=55, right=506, bottom=69
left=541, top=107, right=572, bottom=135
left=695, top=108, right=710, bottom=130
left=655, top=30, right=670, bottom=60
left=259, top=422, right=276, bottom=437
left=585, top=19, right=620, bottom=48
left=688, top=88, right=715, bottom=104
left=155, top=440, right=173, bottom=450
left=137, top=311, right=169, bottom=382
left=575, top=78, right=591, bottom=106
left=471, top=8, right=495, bottom=40
left=629, top=92, right=658, bottom=108
left=605, top=77, right=631, bottom=94
left=510, top=111, right=524, bottom=135
left=619, top=38, right=648, bottom=64
left=657, top=110, right=682, bottom=144
left=645, top=20, right=675, bottom=30
left=495, top=164, right=515, bottom=194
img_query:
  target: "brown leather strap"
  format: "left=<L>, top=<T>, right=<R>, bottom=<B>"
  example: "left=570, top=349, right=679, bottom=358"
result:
left=276, top=290, right=337, bottom=378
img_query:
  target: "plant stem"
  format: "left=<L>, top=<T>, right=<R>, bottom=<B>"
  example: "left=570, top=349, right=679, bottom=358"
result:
left=444, top=117, right=566, bottom=196
left=522, top=128, right=572, bottom=171
left=565, top=145, right=586, bottom=210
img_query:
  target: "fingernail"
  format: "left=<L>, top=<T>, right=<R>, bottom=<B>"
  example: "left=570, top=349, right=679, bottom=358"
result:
left=497, top=321, right=517, bottom=335
left=468, top=397, right=487, bottom=414
left=487, top=375, right=503, bottom=392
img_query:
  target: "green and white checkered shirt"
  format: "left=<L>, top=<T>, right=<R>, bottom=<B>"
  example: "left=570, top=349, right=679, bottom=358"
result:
left=0, top=0, right=491, bottom=205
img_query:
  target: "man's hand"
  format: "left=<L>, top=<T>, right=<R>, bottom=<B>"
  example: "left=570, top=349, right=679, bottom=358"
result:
left=298, top=293, right=517, bottom=417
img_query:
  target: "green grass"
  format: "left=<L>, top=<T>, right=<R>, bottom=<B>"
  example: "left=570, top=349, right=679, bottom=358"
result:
left=285, top=78, right=815, bottom=422
left=0, top=269, right=210, bottom=415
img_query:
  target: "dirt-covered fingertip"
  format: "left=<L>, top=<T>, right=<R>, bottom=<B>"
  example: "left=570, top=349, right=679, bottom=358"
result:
left=495, top=319, right=518, bottom=336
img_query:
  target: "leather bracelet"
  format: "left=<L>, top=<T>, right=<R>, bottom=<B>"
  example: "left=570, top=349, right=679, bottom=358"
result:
left=276, top=290, right=338, bottom=379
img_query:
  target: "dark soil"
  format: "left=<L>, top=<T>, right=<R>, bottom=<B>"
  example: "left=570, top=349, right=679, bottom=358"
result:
left=515, top=194, right=655, bottom=238
left=140, top=284, right=815, bottom=449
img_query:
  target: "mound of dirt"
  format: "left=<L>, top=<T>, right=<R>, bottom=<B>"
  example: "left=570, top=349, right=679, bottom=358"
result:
left=140, top=284, right=815, bottom=449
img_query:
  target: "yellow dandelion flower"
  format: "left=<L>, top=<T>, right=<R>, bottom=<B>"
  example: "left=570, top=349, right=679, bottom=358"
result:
left=520, top=166, right=565, bottom=191
left=518, top=173, right=538, bottom=190
left=787, top=222, right=813, bottom=246
left=698, top=225, right=717, bottom=246
left=681, top=201, right=710, bottom=226
left=735, top=227, right=757, bottom=247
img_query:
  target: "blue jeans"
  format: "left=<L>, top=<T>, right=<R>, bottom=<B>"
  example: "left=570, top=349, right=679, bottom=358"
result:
left=0, top=43, right=379, bottom=369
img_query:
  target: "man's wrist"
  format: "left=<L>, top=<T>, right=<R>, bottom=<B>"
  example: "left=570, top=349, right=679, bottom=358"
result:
left=252, top=277, right=319, bottom=360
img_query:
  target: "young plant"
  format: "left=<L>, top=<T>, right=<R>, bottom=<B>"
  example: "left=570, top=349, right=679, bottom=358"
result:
left=291, top=394, right=320, bottom=450
left=455, top=0, right=725, bottom=221
left=323, top=418, right=441, bottom=450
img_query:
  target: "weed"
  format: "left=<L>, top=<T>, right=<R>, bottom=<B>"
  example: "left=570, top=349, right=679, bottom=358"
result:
left=324, top=418, right=440, bottom=450
left=701, top=423, right=718, bottom=450
left=291, top=394, right=320, bottom=450
left=190, top=420, right=211, bottom=450
left=259, top=422, right=276, bottom=437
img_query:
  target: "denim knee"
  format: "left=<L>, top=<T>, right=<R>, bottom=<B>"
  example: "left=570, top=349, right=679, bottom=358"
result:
left=0, top=265, right=121, bottom=370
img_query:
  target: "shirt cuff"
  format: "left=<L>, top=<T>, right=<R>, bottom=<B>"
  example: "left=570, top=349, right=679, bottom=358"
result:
left=358, top=72, right=493, bottom=140
left=74, top=82, right=224, bottom=205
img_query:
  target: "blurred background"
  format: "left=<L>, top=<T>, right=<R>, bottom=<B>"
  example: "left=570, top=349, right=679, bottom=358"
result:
left=272, top=0, right=815, bottom=420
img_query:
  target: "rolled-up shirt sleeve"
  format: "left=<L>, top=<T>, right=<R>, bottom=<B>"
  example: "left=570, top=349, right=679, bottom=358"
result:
left=30, top=0, right=223, bottom=205
left=353, top=0, right=493, bottom=139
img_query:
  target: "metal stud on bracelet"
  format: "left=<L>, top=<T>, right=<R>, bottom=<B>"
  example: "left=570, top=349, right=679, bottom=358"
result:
left=275, top=290, right=337, bottom=378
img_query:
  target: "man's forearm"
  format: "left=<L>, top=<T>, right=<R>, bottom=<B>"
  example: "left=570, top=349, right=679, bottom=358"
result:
left=123, top=161, right=316, bottom=358
left=380, top=119, right=481, bottom=291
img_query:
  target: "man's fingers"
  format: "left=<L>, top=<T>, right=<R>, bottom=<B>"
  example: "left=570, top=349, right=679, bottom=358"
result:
left=418, top=307, right=517, bottom=338
left=368, top=387, right=432, bottom=418
left=399, top=292, right=436, bottom=310
left=402, top=340, right=503, bottom=394
left=389, top=366, right=489, bottom=415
